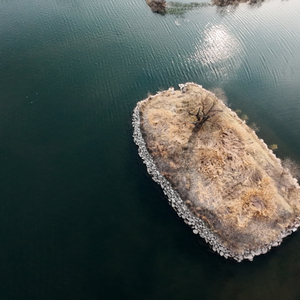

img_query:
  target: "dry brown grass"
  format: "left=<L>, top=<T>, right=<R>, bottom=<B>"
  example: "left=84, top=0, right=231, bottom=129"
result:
left=224, top=177, right=278, bottom=228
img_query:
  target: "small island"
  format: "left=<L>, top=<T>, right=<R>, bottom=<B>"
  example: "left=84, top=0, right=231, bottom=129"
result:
left=132, top=82, right=300, bottom=261
left=145, top=0, right=167, bottom=14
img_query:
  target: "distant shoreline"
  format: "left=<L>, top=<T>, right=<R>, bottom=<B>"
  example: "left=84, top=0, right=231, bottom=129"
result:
left=145, top=0, right=265, bottom=16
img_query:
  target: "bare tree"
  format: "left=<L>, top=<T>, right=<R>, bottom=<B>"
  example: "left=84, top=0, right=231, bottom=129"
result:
left=189, top=97, right=222, bottom=131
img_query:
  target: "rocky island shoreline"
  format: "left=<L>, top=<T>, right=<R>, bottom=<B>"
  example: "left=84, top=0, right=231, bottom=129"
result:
left=132, top=82, right=300, bottom=261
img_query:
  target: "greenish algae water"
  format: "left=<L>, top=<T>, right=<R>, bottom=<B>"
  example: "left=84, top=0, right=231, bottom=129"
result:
left=0, top=0, right=300, bottom=299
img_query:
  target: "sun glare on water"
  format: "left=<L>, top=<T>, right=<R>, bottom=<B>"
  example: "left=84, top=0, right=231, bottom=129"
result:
left=190, top=25, right=242, bottom=80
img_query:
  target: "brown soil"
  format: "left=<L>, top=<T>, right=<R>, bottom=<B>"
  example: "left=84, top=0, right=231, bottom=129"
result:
left=138, top=83, right=300, bottom=253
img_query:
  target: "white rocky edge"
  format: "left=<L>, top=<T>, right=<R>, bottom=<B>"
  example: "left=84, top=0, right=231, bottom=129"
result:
left=132, top=82, right=300, bottom=262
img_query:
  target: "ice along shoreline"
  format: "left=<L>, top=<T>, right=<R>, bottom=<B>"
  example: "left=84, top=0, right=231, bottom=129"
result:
left=132, top=82, right=300, bottom=262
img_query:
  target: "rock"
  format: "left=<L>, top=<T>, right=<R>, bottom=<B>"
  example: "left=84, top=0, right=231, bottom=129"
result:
left=145, top=0, right=166, bottom=14
left=255, top=249, right=262, bottom=256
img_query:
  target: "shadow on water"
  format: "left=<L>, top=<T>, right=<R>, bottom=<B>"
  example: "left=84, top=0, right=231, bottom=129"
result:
left=126, top=140, right=300, bottom=300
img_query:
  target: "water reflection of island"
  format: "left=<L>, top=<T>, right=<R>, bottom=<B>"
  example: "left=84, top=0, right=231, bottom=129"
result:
left=145, top=0, right=265, bottom=15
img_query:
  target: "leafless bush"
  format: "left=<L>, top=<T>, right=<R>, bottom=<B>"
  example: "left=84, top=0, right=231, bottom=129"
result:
left=269, top=144, right=278, bottom=151
left=282, top=158, right=300, bottom=180
left=249, top=123, right=260, bottom=132
left=210, top=87, right=228, bottom=106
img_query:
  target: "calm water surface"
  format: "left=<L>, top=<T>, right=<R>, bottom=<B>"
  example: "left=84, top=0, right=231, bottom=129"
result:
left=1, top=0, right=300, bottom=299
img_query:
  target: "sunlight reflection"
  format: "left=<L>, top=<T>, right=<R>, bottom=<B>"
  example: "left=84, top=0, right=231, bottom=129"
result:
left=190, top=25, right=242, bottom=79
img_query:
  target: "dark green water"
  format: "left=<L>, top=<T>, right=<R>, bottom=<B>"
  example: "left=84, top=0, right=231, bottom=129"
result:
left=1, top=0, right=300, bottom=299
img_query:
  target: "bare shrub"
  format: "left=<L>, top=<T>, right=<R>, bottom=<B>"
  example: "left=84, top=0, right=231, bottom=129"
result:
left=269, top=144, right=278, bottom=151
left=249, top=123, right=260, bottom=132
left=241, top=114, right=249, bottom=122
left=210, top=87, right=228, bottom=106
left=282, top=158, right=300, bottom=180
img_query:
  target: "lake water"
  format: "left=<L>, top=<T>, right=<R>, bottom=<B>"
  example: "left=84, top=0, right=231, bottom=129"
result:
left=1, top=0, right=300, bottom=299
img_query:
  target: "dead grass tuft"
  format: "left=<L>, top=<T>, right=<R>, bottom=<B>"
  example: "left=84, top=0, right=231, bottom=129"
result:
left=240, top=177, right=276, bottom=217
